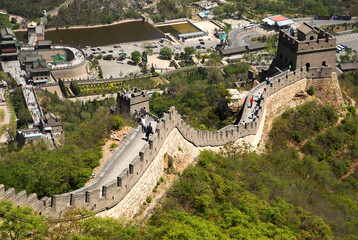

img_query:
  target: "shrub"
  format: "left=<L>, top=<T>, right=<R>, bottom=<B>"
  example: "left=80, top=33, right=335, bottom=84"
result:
left=168, top=156, right=173, bottom=169
left=146, top=196, right=152, bottom=203
left=307, top=86, right=315, bottom=96
left=113, top=115, right=124, bottom=130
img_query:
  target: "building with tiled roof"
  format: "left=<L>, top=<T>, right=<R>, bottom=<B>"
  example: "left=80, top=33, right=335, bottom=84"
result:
left=24, top=54, right=50, bottom=84
left=262, top=15, right=294, bottom=29
left=0, top=27, right=19, bottom=61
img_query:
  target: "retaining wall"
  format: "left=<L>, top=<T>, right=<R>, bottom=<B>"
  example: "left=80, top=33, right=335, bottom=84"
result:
left=0, top=67, right=339, bottom=218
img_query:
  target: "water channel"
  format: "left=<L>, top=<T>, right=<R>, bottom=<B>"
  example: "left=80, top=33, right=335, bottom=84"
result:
left=15, top=21, right=164, bottom=47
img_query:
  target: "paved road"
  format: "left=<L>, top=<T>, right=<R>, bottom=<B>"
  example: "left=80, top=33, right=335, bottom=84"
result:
left=228, top=18, right=358, bottom=49
left=336, top=33, right=358, bottom=51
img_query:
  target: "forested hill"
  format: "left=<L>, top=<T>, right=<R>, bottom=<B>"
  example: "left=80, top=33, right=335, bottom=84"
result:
left=0, top=0, right=66, bottom=19
left=1, top=72, right=358, bottom=239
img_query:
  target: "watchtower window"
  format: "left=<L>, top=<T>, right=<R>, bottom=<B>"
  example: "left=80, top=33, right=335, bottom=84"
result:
left=322, top=61, right=327, bottom=66
left=280, top=53, right=283, bottom=59
left=306, top=63, right=310, bottom=72
left=285, top=57, right=287, bottom=63
left=309, top=36, right=314, bottom=40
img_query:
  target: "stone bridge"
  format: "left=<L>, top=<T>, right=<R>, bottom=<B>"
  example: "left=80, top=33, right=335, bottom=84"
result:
left=0, top=66, right=342, bottom=218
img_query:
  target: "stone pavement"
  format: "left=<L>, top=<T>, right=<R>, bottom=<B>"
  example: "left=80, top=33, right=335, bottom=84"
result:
left=72, top=117, right=157, bottom=193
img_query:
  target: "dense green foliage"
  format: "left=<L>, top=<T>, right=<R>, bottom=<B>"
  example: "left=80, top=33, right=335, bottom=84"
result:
left=9, top=86, right=32, bottom=129
left=146, top=149, right=332, bottom=239
left=0, top=0, right=65, bottom=19
left=269, top=101, right=338, bottom=147
left=0, top=92, right=117, bottom=197
left=0, top=202, right=139, bottom=240
left=0, top=201, right=45, bottom=239
left=339, top=70, right=358, bottom=105
left=0, top=14, right=20, bottom=30
left=69, top=81, right=81, bottom=96
left=150, top=65, right=249, bottom=130
left=131, top=50, right=141, bottom=64
left=224, top=0, right=357, bottom=18
left=254, top=102, right=358, bottom=238
left=46, top=0, right=141, bottom=28
left=159, top=47, right=174, bottom=60
left=150, top=0, right=192, bottom=23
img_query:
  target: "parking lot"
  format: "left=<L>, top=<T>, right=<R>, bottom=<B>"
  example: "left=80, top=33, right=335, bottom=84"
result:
left=82, top=35, right=220, bottom=78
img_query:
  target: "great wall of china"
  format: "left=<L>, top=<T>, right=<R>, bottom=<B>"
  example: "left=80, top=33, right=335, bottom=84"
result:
left=0, top=23, right=345, bottom=219
left=0, top=65, right=344, bottom=218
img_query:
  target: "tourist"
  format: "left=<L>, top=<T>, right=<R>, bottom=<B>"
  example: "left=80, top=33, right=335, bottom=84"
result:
left=249, top=97, right=254, bottom=108
left=146, top=123, right=153, bottom=141
left=267, top=77, right=271, bottom=85
left=141, top=115, right=147, bottom=133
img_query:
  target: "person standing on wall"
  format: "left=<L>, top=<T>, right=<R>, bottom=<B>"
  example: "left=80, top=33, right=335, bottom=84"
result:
left=146, top=123, right=153, bottom=141
left=249, top=97, right=254, bottom=108
left=141, top=115, right=147, bottom=133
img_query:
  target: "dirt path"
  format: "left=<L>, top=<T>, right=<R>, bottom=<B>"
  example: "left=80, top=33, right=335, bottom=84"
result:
left=340, top=162, right=358, bottom=181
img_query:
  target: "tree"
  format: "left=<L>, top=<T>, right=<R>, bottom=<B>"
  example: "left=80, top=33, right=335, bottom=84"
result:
left=208, top=52, right=222, bottom=64
left=0, top=201, right=45, bottom=240
left=131, top=50, right=141, bottom=64
left=70, top=82, right=81, bottom=96
left=58, top=78, right=68, bottom=97
left=98, top=66, right=104, bottom=79
left=184, top=47, right=195, bottom=58
left=159, top=47, right=173, bottom=60
left=113, top=115, right=124, bottom=130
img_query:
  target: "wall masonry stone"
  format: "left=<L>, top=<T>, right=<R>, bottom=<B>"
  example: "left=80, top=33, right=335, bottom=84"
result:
left=0, top=65, right=345, bottom=219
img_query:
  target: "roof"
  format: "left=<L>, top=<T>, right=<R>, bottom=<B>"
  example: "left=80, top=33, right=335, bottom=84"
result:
left=269, top=15, right=288, bottom=22
left=247, top=43, right=267, bottom=51
left=262, top=15, right=293, bottom=27
left=298, top=24, right=313, bottom=34
left=262, top=17, right=276, bottom=26
left=36, top=40, right=52, bottom=46
left=0, top=40, right=16, bottom=45
left=29, top=59, right=49, bottom=73
left=0, top=27, right=16, bottom=40
left=179, top=31, right=205, bottom=38
left=45, top=112, right=61, bottom=121
left=24, top=54, right=43, bottom=63
left=220, top=33, right=227, bottom=41
left=0, top=52, right=18, bottom=57
left=340, top=63, right=358, bottom=71
left=277, top=19, right=294, bottom=27
left=220, top=46, right=247, bottom=56
left=51, top=53, right=67, bottom=64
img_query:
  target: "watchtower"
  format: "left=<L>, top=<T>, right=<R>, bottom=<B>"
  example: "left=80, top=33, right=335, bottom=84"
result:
left=116, top=88, right=150, bottom=116
left=266, top=23, right=336, bottom=78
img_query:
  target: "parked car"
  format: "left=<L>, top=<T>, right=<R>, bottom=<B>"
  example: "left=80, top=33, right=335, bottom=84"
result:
left=196, top=45, right=201, bottom=49
left=200, top=41, right=205, bottom=45
left=109, top=50, right=113, bottom=53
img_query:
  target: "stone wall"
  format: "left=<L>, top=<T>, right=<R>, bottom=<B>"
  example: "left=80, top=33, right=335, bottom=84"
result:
left=306, top=72, right=344, bottom=109
left=0, top=67, right=344, bottom=219
left=51, top=63, right=87, bottom=80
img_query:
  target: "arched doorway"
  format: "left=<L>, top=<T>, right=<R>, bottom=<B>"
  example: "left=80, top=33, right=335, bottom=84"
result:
left=306, top=63, right=310, bottom=72
left=322, top=61, right=327, bottom=66
left=310, top=36, right=314, bottom=40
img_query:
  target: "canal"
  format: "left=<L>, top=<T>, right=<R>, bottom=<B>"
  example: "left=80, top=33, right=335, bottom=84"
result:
left=15, top=21, right=164, bottom=47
